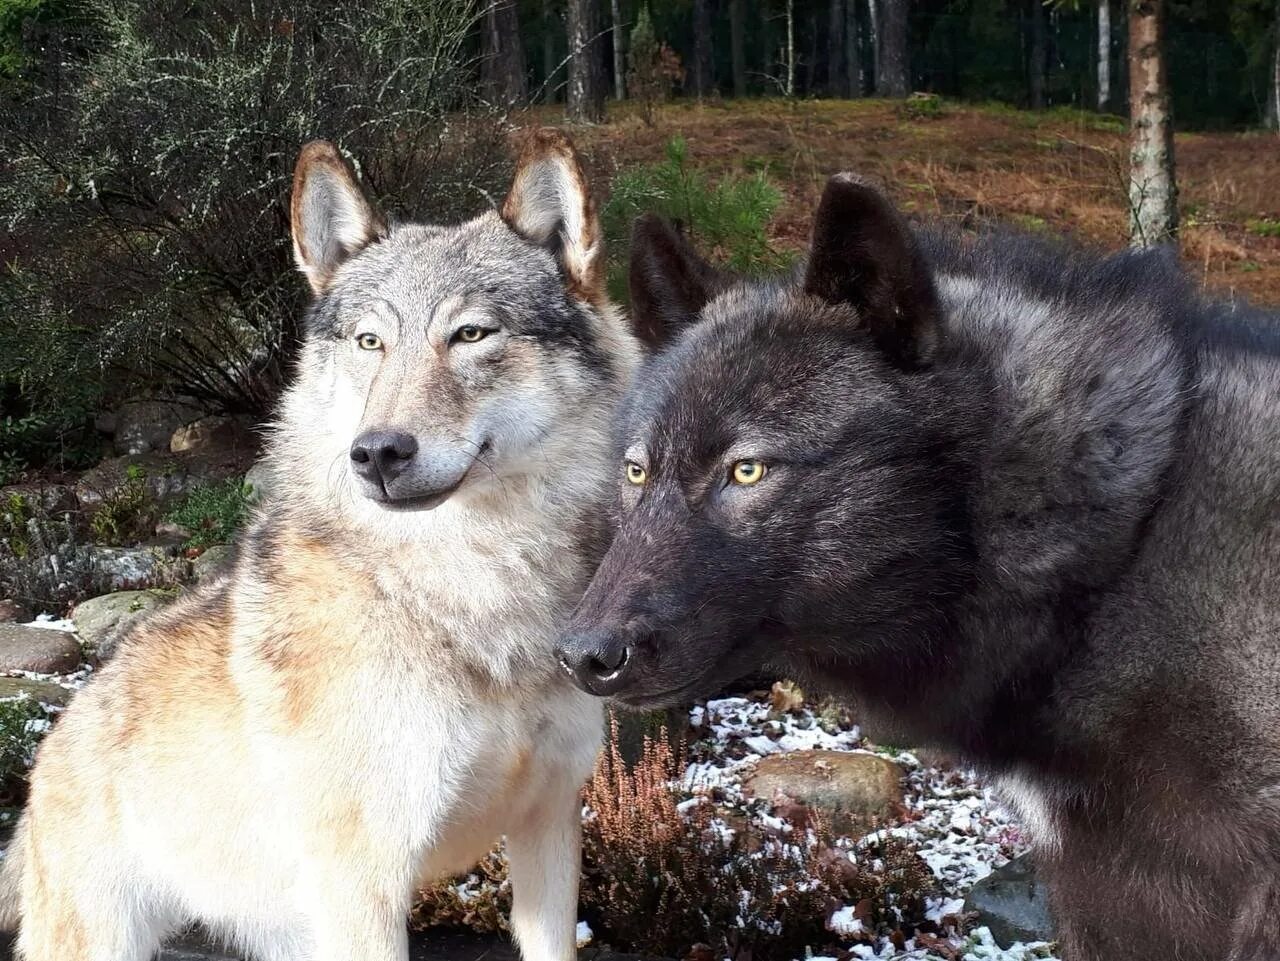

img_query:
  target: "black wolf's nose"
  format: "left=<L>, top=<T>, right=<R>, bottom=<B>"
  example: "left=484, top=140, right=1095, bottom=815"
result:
left=555, top=631, right=634, bottom=697
left=350, top=429, right=418, bottom=488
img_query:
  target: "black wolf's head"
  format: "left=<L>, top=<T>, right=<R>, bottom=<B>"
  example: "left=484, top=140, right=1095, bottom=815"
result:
left=555, top=175, right=975, bottom=708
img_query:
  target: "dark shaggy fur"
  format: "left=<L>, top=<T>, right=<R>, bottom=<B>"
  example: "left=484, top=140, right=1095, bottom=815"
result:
left=554, top=176, right=1280, bottom=961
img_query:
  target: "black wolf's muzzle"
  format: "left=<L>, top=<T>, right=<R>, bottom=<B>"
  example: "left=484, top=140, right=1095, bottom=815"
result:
left=555, top=627, right=636, bottom=697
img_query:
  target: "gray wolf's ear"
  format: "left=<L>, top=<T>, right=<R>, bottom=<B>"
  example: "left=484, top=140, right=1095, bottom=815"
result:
left=628, top=214, right=729, bottom=348
left=501, top=128, right=604, bottom=302
left=291, top=141, right=386, bottom=295
left=805, top=173, right=941, bottom=369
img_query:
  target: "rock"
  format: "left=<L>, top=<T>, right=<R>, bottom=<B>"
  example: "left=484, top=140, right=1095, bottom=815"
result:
left=72, top=589, right=173, bottom=659
left=191, top=544, right=234, bottom=582
left=155, top=519, right=193, bottom=542
left=242, top=460, right=275, bottom=503
left=113, top=398, right=204, bottom=456
left=0, top=601, right=30, bottom=624
left=77, top=450, right=257, bottom=513
left=0, top=482, right=79, bottom=516
left=87, top=545, right=185, bottom=590
left=170, top=415, right=255, bottom=455
left=0, top=624, right=82, bottom=674
left=742, top=749, right=904, bottom=832
left=0, top=677, right=71, bottom=707
left=964, top=854, right=1056, bottom=947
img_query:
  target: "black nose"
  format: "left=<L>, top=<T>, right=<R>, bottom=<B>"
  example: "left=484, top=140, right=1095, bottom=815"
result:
left=555, top=630, right=635, bottom=697
left=350, top=430, right=418, bottom=487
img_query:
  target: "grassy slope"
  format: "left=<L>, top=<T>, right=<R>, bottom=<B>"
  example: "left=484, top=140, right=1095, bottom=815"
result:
left=529, top=97, right=1280, bottom=306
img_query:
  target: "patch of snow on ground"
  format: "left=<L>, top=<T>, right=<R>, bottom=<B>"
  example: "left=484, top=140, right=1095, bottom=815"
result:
left=575, top=921, right=593, bottom=947
left=21, top=615, right=77, bottom=632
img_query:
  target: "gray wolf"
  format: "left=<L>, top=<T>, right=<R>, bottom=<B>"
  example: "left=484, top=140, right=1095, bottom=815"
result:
left=1, top=128, right=640, bottom=961
left=554, top=174, right=1280, bottom=961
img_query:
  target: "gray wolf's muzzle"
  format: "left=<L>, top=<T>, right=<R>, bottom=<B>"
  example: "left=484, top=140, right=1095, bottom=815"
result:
left=349, top=429, right=484, bottom=510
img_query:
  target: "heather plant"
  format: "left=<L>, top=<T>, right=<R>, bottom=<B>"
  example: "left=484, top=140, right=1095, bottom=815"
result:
left=164, top=478, right=253, bottom=550
left=0, top=491, right=105, bottom=613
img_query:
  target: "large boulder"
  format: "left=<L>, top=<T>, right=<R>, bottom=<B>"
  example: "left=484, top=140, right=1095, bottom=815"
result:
left=72, top=589, right=173, bottom=660
left=0, top=601, right=31, bottom=625
left=0, top=624, right=81, bottom=674
left=0, top=482, right=79, bottom=516
left=742, top=749, right=904, bottom=832
left=191, top=545, right=234, bottom=583
left=0, top=677, right=71, bottom=708
left=113, top=398, right=204, bottom=456
left=75, top=448, right=255, bottom=515
left=963, top=854, right=1056, bottom=948
left=86, top=545, right=186, bottom=590
left=242, top=460, right=275, bottom=504
left=170, top=415, right=256, bottom=456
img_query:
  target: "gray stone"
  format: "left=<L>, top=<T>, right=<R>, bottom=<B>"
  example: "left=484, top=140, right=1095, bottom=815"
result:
left=0, top=624, right=82, bottom=674
left=191, top=545, right=234, bottom=582
left=87, top=545, right=185, bottom=590
left=0, top=677, right=71, bottom=707
left=114, top=399, right=204, bottom=456
left=0, top=482, right=79, bottom=516
left=72, top=589, right=173, bottom=659
left=964, top=854, right=1056, bottom=947
left=742, top=749, right=904, bottom=832
left=0, top=601, right=30, bottom=624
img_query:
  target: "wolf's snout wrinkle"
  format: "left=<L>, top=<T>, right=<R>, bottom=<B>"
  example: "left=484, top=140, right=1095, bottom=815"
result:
left=555, top=631, right=634, bottom=697
left=350, top=429, right=418, bottom=488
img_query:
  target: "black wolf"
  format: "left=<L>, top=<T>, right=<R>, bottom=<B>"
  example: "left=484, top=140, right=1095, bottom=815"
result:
left=555, top=174, right=1280, bottom=961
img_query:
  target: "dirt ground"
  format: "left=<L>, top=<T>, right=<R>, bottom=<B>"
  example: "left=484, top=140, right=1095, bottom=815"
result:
left=524, top=97, right=1280, bottom=306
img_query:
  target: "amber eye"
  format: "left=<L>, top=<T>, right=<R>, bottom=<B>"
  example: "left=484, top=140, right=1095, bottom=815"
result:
left=731, top=460, right=767, bottom=485
left=625, top=462, right=647, bottom=486
left=356, top=333, right=382, bottom=351
left=456, top=325, right=487, bottom=343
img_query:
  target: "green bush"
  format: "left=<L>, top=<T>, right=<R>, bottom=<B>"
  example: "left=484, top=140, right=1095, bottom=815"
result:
left=88, top=462, right=155, bottom=545
left=602, top=136, right=784, bottom=300
left=165, top=478, right=253, bottom=550
left=0, top=696, right=48, bottom=805
left=0, top=0, right=506, bottom=471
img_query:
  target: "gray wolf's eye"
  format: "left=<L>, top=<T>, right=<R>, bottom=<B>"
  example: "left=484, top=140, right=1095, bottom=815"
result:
left=731, top=460, right=768, bottom=486
left=455, top=325, right=487, bottom=344
left=356, top=333, right=383, bottom=351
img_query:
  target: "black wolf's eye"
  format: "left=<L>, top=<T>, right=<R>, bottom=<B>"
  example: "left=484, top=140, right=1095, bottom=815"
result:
left=455, top=325, right=487, bottom=344
left=731, top=460, right=767, bottom=486
left=625, top=462, right=647, bottom=486
left=356, top=333, right=383, bottom=351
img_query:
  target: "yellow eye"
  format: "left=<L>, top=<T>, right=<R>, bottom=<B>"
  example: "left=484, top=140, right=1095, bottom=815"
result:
left=625, top=462, right=647, bottom=486
left=457, top=325, right=487, bottom=343
left=356, top=333, right=382, bottom=351
left=731, top=460, right=767, bottom=485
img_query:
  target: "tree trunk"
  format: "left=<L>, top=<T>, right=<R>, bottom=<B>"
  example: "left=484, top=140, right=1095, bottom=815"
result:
left=877, top=0, right=909, bottom=98
left=828, top=0, right=846, bottom=96
left=568, top=0, right=607, bottom=122
left=866, top=0, right=879, bottom=93
left=611, top=0, right=625, bottom=99
left=481, top=0, right=527, bottom=107
left=846, top=0, right=861, bottom=96
left=1128, top=0, right=1177, bottom=246
left=543, top=3, right=558, bottom=104
left=692, top=0, right=714, bottom=97
left=786, top=0, right=796, bottom=97
left=1097, top=0, right=1111, bottom=110
left=730, top=0, right=747, bottom=97
left=1028, top=0, right=1046, bottom=109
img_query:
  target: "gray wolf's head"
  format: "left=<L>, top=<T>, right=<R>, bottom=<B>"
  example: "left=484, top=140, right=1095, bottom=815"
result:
left=272, top=130, right=638, bottom=537
left=554, top=175, right=973, bottom=707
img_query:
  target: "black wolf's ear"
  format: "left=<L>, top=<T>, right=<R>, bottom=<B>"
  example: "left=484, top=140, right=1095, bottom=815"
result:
left=629, top=214, right=729, bottom=348
left=804, top=173, right=941, bottom=368
left=502, top=128, right=604, bottom=303
left=291, top=141, right=386, bottom=295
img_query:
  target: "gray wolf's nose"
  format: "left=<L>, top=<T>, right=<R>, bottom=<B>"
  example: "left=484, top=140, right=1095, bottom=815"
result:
left=555, top=630, right=634, bottom=697
left=350, top=429, right=418, bottom=488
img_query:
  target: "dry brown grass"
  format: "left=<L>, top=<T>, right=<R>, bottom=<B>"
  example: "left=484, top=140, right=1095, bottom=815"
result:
left=520, top=98, right=1280, bottom=305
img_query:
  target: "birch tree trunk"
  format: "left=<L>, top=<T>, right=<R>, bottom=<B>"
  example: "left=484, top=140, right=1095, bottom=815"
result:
left=730, top=0, right=747, bottom=98
left=1128, top=0, right=1177, bottom=247
left=568, top=0, right=607, bottom=122
left=867, top=0, right=879, bottom=93
left=611, top=0, right=625, bottom=99
left=786, top=0, right=796, bottom=97
left=1097, top=0, right=1111, bottom=110
left=1268, top=0, right=1280, bottom=130
left=877, top=0, right=909, bottom=98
